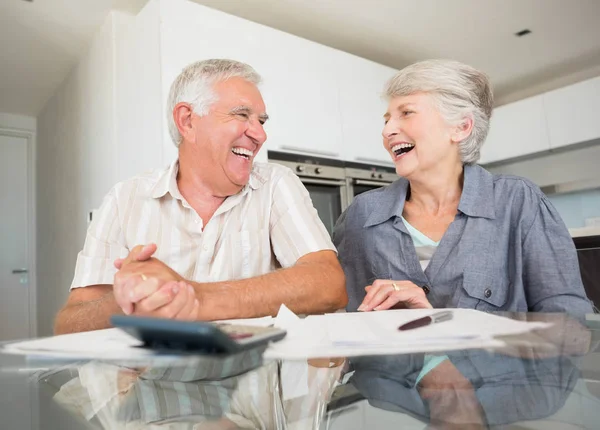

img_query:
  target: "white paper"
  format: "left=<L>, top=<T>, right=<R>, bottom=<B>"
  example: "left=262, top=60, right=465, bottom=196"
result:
left=215, top=316, right=274, bottom=327
left=1, top=308, right=553, bottom=363
left=1, top=328, right=153, bottom=359
left=326, top=308, right=551, bottom=345
left=4, top=315, right=276, bottom=360
left=264, top=308, right=553, bottom=360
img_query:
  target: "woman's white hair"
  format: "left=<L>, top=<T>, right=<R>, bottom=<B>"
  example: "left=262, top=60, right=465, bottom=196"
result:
left=166, top=59, right=262, bottom=146
left=384, top=59, right=494, bottom=164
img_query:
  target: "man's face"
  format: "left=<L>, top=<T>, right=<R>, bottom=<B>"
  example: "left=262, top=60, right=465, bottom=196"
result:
left=187, top=77, right=268, bottom=196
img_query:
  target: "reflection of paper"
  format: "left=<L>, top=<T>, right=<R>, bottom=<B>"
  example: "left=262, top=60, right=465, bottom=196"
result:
left=275, top=304, right=309, bottom=401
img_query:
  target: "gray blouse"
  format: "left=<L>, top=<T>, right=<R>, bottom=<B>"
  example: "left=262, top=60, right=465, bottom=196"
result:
left=333, top=164, right=593, bottom=317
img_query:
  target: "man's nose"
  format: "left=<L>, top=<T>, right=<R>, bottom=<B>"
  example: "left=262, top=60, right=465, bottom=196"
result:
left=247, top=119, right=267, bottom=144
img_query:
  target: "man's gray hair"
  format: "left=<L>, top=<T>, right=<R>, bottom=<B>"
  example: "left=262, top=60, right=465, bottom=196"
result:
left=384, top=59, right=494, bottom=164
left=166, top=59, right=262, bottom=146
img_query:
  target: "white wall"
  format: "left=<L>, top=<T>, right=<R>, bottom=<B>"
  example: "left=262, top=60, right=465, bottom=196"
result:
left=114, top=0, right=164, bottom=181
left=0, top=112, right=36, bottom=131
left=35, top=11, right=130, bottom=336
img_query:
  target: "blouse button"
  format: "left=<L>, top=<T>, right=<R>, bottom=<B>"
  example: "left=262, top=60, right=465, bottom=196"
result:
left=422, top=285, right=431, bottom=295
left=484, top=288, right=492, bottom=298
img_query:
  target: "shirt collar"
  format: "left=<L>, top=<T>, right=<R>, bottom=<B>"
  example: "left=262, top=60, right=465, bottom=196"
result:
left=150, top=159, right=267, bottom=200
left=150, top=160, right=179, bottom=199
left=457, top=164, right=496, bottom=219
left=364, top=164, right=495, bottom=228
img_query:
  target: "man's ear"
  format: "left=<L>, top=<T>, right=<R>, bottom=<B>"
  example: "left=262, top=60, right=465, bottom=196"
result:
left=451, top=114, right=474, bottom=143
left=173, top=102, right=195, bottom=143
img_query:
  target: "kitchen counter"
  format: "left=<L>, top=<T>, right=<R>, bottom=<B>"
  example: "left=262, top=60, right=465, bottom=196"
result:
left=570, top=226, right=600, bottom=238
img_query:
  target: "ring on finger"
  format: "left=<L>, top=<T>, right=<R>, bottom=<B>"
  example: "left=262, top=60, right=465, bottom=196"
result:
left=391, top=282, right=400, bottom=292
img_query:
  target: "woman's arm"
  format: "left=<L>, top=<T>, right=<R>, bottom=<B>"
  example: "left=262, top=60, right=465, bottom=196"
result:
left=521, top=197, right=593, bottom=317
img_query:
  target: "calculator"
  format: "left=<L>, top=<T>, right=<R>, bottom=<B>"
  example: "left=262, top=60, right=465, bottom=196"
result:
left=111, top=315, right=287, bottom=355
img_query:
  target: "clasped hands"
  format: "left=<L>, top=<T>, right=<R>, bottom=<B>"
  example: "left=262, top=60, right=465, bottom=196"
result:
left=112, top=244, right=199, bottom=320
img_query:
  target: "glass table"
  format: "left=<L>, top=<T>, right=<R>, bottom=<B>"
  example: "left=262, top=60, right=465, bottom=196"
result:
left=1, top=312, right=599, bottom=429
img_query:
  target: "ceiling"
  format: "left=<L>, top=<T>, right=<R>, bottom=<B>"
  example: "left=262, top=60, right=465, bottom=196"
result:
left=2, top=0, right=600, bottom=116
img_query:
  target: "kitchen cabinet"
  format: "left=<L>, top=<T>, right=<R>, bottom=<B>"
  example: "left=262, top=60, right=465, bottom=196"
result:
left=543, top=76, right=600, bottom=150
left=479, top=94, right=550, bottom=164
left=116, top=0, right=397, bottom=168
left=336, top=52, right=397, bottom=166
left=159, top=0, right=344, bottom=161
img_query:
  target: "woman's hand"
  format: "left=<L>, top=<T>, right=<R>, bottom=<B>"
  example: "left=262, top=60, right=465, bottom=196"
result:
left=357, top=279, right=432, bottom=311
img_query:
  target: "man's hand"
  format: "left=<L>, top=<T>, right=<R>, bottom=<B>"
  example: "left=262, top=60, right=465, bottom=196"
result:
left=133, top=280, right=199, bottom=320
left=113, top=244, right=186, bottom=316
left=357, top=279, right=432, bottom=311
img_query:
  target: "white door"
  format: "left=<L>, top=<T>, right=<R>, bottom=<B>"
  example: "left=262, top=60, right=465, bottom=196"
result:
left=0, top=133, right=31, bottom=341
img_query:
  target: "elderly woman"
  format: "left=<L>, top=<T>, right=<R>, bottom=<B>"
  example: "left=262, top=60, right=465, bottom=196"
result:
left=334, top=59, right=592, bottom=317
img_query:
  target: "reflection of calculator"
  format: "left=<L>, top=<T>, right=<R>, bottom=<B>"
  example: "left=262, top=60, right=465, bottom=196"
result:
left=111, top=315, right=286, bottom=355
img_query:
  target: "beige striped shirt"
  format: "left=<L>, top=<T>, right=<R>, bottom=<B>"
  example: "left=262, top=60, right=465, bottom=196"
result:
left=71, top=160, right=335, bottom=289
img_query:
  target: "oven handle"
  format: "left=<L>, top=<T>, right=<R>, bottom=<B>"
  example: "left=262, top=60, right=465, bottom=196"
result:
left=354, top=179, right=393, bottom=187
left=301, top=178, right=347, bottom=186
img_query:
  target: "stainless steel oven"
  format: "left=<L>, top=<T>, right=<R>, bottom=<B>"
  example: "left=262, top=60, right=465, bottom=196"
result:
left=345, top=162, right=397, bottom=203
left=268, top=151, right=348, bottom=237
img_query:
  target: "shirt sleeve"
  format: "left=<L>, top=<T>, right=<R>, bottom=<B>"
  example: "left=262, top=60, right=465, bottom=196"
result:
left=269, top=169, right=336, bottom=268
left=522, top=196, right=593, bottom=316
left=70, top=188, right=129, bottom=289
left=333, top=207, right=371, bottom=312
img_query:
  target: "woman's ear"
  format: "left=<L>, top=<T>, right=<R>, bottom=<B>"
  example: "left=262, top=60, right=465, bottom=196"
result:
left=173, top=102, right=195, bottom=143
left=451, top=114, right=474, bottom=143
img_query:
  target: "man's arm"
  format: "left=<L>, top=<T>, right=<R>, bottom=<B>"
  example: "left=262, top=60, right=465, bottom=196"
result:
left=58, top=247, right=346, bottom=333
left=116, top=248, right=347, bottom=321
left=191, top=250, right=347, bottom=320
left=55, top=279, right=199, bottom=334
left=54, top=285, right=122, bottom=334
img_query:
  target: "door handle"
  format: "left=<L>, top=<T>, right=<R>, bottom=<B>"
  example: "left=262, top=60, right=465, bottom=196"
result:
left=12, top=269, right=28, bottom=274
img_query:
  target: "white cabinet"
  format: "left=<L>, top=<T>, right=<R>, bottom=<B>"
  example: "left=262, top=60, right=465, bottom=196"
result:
left=253, top=31, right=344, bottom=159
left=158, top=0, right=272, bottom=164
left=479, top=94, right=550, bottom=164
left=158, top=0, right=344, bottom=161
left=116, top=0, right=398, bottom=167
left=543, top=76, right=600, bottom=149
left=336, top=53, right=397, bottom=166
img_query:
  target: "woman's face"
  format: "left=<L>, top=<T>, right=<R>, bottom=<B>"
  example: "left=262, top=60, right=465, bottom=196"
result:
left=382, top=92, right=460, bottom=179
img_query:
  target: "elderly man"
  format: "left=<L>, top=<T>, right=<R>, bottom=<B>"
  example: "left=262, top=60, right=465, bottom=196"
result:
left=55, top=59, right=347, bottom=334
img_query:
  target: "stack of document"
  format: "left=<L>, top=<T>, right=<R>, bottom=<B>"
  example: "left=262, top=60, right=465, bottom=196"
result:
left=264, top=308, right=553, bottom=359
left=1, top=308, right=552, bottom=360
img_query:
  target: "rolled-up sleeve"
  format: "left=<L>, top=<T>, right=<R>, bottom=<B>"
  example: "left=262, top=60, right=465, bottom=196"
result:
left=522, top=197, right=593, bottom=316
left=70, top=188, right=128, bottom=289
left=269, top=170, right=336, bottom=268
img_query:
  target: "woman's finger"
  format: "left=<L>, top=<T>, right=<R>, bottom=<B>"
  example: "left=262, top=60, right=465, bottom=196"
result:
left=374, top=289, right=432, bottom=310
left=359, top=284, right=395, bottom=311
left=359, top=280, right=391, bottom=309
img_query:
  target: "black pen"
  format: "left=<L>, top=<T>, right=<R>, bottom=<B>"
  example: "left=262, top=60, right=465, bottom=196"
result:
left=398, top=311, right=453, bottom=331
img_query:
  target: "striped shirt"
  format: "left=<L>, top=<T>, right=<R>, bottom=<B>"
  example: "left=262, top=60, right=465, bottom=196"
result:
left=52, top=358, right=343, bottom=428
left=71, top=160, right=335, bottom=289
